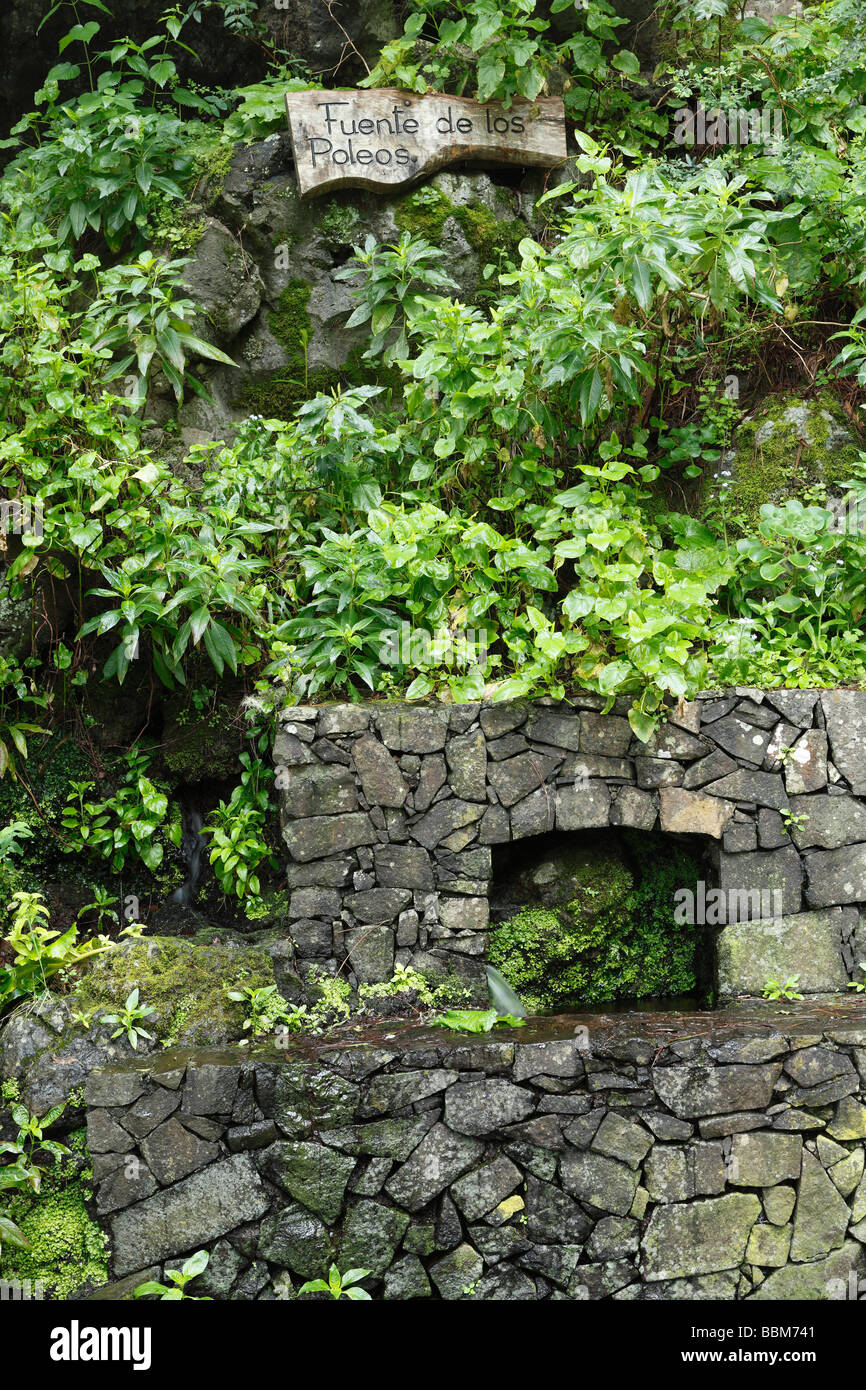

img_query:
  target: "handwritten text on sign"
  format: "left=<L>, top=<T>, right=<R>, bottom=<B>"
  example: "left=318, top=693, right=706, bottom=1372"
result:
left=284, top=89, right=567, bottom=198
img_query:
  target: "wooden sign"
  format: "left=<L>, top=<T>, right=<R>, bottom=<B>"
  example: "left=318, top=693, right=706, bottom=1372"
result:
left=284, top=88, right=566, bottom=199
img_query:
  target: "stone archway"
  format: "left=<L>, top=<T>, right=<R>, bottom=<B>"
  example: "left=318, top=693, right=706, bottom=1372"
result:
left=275, top=691, right=863, bottom=1003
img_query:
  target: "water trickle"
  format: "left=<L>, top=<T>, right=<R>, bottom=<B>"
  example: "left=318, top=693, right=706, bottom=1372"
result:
left=168, top=797, right=207, bottom=907
left=486, top=964, right=527, bottom=1019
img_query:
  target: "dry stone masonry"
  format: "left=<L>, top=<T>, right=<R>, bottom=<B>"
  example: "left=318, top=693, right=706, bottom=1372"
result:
left=274, top=691, right=866, bottom=1000
left=85, top=1004, right=866, bottom=1301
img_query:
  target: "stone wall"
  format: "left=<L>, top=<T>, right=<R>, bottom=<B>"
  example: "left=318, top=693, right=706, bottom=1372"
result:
left=274, top=692, right=866, bottom=1000
left=85, top=1004, right=866, bottom=1301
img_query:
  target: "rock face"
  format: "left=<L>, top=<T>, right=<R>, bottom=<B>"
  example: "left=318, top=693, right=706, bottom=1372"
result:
left=709, top=393, right=862, bottom=528
left=716, top=912, right=850, bottom=996
left=274, top=693, right=864, bottom=999
left=84, top=1008, right=866, bottom=1299
left=642, top=1194, right=762, bottom=1280
left=170, top=153, right=540, bottom=439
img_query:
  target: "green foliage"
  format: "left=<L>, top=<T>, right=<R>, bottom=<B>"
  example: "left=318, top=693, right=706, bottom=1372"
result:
left=134, top=1249, right=212, bottom=1300
left=205, top=753, right=277, bottom=899
left=0, top=0, right=865, bottom=865
left=223, top=74, right=316, bottom=143
left=0, top=1099, right=70, bottom=1261
left=763, top=975, right=804, bottom=1002
left=0, top=658, right=49, bottom=781
left=358, top=962, right=432, bottom=1003
left=61, top=750, right=175, bottom=872
left=1, top=2, right=219, bottom=251
left=305, top=970, right=353, bottom=1022
left=224, top=982, right=306, bottom=1036
left=82, top=252, right=237, bottom=402
left=337, top=232, right=458, bottom=364
left=711, top=488, right=866, bottom=687
left=101, top=986, right=156, bottom=1049
left=0, top=1101, right=70, bottom=1194
left=0, top=1127, right=108, bottom=1298
left=364, top=0, right=637, bottom=114
left=848, top=964, right=866, bottom=994
left=298, top=1263, right=372, bottom=1300
left=0, top=891, right=110, bottom=1017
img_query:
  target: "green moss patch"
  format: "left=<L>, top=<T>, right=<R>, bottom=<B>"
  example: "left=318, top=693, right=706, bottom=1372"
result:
left=0, top=1130, right=108, bottom=1300
left=396, top=186, right=524, bottom=269
left=454, top=202, right=524, bottom=266
left=73, top=936, right=284, bottom=1047
left=707, top=391, right=862, bottom=530
left=395, top=186, right=455, bottom=242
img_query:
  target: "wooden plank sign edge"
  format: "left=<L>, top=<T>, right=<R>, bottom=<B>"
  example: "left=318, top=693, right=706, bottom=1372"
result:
left=285, top=88, right=567, bottom=199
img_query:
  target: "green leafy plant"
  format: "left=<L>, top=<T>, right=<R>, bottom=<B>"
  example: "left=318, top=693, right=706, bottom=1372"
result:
left=205, top=754, right=277, bottom=900
left=224, top=982, right=305, bottom=1036
left=336, top=232, right=458, bottom=364
left=0, top=891, right=110, bottom=1016
left=431, top=1008, right=526, bottom=1033
left=762, top=975, right=804, bottom=1002
left=83, top=252, right=237, bottom=402
left=298, top=1263, right=372, bottom=1300
left=2, top=2, right=212, bottom=251
left=712, top=490, right=866, bottom=687
left=848, top=964, right=866, bottom=994
left=0, top=1100, right=70, bottom=1258
left=61, top=750, right=174, bottom=871
left=0, top=658, right=49, bottom=780
left=223, top=73, right=315, bottom=142
left=134, top=1249, right=212, bottom=1300
left=101, top=987, right=156, bottom=1049
left=0, top=1101, right=70, bottom=1191
left=0, top=820, right=33, bottom=860
left=364, top=0, right=636, bottom=111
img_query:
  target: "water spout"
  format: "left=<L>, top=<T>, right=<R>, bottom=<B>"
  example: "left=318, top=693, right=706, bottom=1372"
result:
left=168, top=798, right=207, bottom=907
left=486, top=964, right=527, bottom=1019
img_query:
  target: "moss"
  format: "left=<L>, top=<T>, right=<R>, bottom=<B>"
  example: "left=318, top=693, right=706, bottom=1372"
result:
left=707, top=391, right=862, bottom=530
left=149, top=202, right=207, bottom=255
left=236, top=280, right=327, bottom=420
left=162, top=699, right=243, bottom=781
left=395, top=186, right=455, bottom=242
left=396, top=186, right=525, bottom=261
left=425, top=970, right=474, bottom=1008
left=190, top=134, right=237, bottom=205
left=317, top=198, right=362, bottom=248
left=453, top=203, right=524, bottom=267
left=73, top=936, right=280, bottom=1046
left=488, top=839, right=700, bottom=1010
left=244, top=888, right=290, bottom=924
left=268, top=280, right=312, bottom=365
left=237, top=347, right=396, bottom=422
left=305, top=968, right=353, bottom=1019
left=0, top=1138, right=108, bottom=1299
